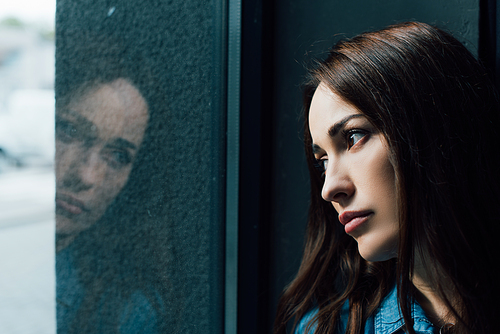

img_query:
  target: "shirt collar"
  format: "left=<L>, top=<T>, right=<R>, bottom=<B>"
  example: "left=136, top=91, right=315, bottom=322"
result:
left=374, top=284, right=435, bottom=334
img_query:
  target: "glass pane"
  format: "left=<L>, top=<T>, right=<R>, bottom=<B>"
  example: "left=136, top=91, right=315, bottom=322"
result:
left=55, top=1, right=225, bottom=333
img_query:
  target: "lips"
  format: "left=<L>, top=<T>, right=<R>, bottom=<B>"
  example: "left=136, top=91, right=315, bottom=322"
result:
left=56, top=193, right=88, bottom=215
left=338, top=210, right=373, bottom=234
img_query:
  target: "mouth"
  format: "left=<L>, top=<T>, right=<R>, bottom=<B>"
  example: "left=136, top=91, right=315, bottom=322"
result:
left=338, top=210, right=373, bottom=234
left=56, top=193, right=89, bottom=216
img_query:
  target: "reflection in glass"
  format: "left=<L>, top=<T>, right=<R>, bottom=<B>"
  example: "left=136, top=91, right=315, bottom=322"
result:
left=56, top=78, right=149, bottom=250
left=55, top=73, right=167, bottom=333
left=56, top=0, right=226, bottom=329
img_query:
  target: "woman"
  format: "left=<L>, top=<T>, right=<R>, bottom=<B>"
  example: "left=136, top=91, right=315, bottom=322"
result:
left=56, top=76, right=168, bottom=334
left=56, top=77, right=149, bottom=251
left=274, top=22, right=500, bottom=334
left=55, top=32, right=175, bottom=332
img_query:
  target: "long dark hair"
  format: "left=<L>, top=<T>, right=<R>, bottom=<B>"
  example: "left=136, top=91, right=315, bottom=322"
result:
left=274, top=22, right=500, bottom=334
left=56, top=32, right=178, bottom=333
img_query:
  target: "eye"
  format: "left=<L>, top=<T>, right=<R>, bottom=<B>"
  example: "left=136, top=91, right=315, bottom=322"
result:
left=55, top=117, right=78, bottom=143
left=345, top=130, right=367, bottom=149
left=103, top=149, right=133, bottom=169
left=313, top=158, right=328, bottom=175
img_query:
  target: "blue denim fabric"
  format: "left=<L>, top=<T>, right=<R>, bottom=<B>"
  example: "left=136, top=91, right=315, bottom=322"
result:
left=296, top=285, right=435, bottom=334
left=57, top=244, right=162, bottom=334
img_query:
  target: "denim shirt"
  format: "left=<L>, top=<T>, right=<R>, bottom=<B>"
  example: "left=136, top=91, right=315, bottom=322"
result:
left=57, top=243, right=162, bottom=334
left=296, top=285, right=436, bottom=334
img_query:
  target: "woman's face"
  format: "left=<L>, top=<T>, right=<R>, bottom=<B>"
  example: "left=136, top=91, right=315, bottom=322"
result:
left=308, top=83, right=399, bottom=262
left=55, top=78, right=149, bottom=239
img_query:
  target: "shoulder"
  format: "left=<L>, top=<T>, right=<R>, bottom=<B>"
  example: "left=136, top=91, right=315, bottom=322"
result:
left=295, top=285, right=436, bottom=334
left=117, top=287, right=165, bottom=334
left=295, top=301, right=349, bottom=334
left=295, top=308, right=318, bottom=334
left=373, top=285, right=435, bottom=334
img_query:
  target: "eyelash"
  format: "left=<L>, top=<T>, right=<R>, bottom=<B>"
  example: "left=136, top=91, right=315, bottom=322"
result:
left=313, top=159, right=326, bottom=175
left=342, top=128, right=368, bottom=149
left=55, top=117, right=78, bottom=143
left=103, top=149, right=133, bottom=169
left=313, top=128, right=369, bottom=175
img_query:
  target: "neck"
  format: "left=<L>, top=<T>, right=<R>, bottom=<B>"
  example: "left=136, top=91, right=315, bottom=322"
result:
left=56, top=233, right=77, bottom=252
left=411, top=252, right=457, bottom=328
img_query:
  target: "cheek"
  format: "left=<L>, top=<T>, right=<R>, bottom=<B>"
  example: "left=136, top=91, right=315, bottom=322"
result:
left=93, top=167, right=132, bottom=207
left=55, top=140, right=68, bottom=167
left=365, top=146, right=397, bottom=199
left=356, top=142, right=399, bottom=223
left=372, top=153, right=400, bottom=238
left=379, top=159, right=397, bottom=196
left=55, top=142, right=79, bottom=182
left=380, top=157, right=398, bottom=212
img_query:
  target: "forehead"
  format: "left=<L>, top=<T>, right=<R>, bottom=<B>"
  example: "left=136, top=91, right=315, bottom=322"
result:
left=309, top=83, right=362, bottom=133
left=65, top=79, right=149, bottom=145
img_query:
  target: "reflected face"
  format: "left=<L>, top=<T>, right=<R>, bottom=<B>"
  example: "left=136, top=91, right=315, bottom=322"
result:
left=56, top=78, right=149, bottom=238
left=308, top=83, right=399, bottom=262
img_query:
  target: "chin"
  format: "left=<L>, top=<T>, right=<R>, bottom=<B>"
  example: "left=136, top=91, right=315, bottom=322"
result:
left=357, top=244, right=397, bottom=262
left=56, top=214, right=78, bottom=235
left=56, top=214, right=94, bottom=237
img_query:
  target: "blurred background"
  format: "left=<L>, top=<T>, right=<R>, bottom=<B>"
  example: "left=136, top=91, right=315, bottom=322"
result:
left=0, top=0, right=55, bottom=333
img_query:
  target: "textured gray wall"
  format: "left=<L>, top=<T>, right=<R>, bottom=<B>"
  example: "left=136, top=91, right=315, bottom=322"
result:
left=55, top=0, right=224, bottom=333
left=269, top=0, right=479, bottom=326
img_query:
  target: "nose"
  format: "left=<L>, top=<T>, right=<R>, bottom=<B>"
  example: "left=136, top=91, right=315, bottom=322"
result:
left=321, top=163, right=355, bottom=204
left=78, top=151, right=106, bottom=186
left=61, top=149, right=105, bottom=192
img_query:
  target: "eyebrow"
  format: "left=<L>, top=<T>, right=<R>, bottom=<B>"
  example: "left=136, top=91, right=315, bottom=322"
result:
left=58, top=109, right=138, bottom=150
left=311, top=114, right=365, bottom=154
left=327, top=114, right=365, bottom=137
left=57, top=109, right=96, bottom=135
left=106, top=138, right=138, bottom=151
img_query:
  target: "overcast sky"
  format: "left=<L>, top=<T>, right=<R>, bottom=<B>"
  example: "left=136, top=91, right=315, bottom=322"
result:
left=0, top=0, right=55, bottom=28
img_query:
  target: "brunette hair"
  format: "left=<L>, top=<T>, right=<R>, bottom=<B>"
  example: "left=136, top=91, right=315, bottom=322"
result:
left=274, top=21, right=500, bottom=334
left=56, top=32, right=177, bottom=333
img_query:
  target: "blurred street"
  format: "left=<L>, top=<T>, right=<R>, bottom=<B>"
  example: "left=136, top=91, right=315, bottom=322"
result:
left=0, top=2, right=56, bottom=333
left=0, top=167, right=55, bottom=334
